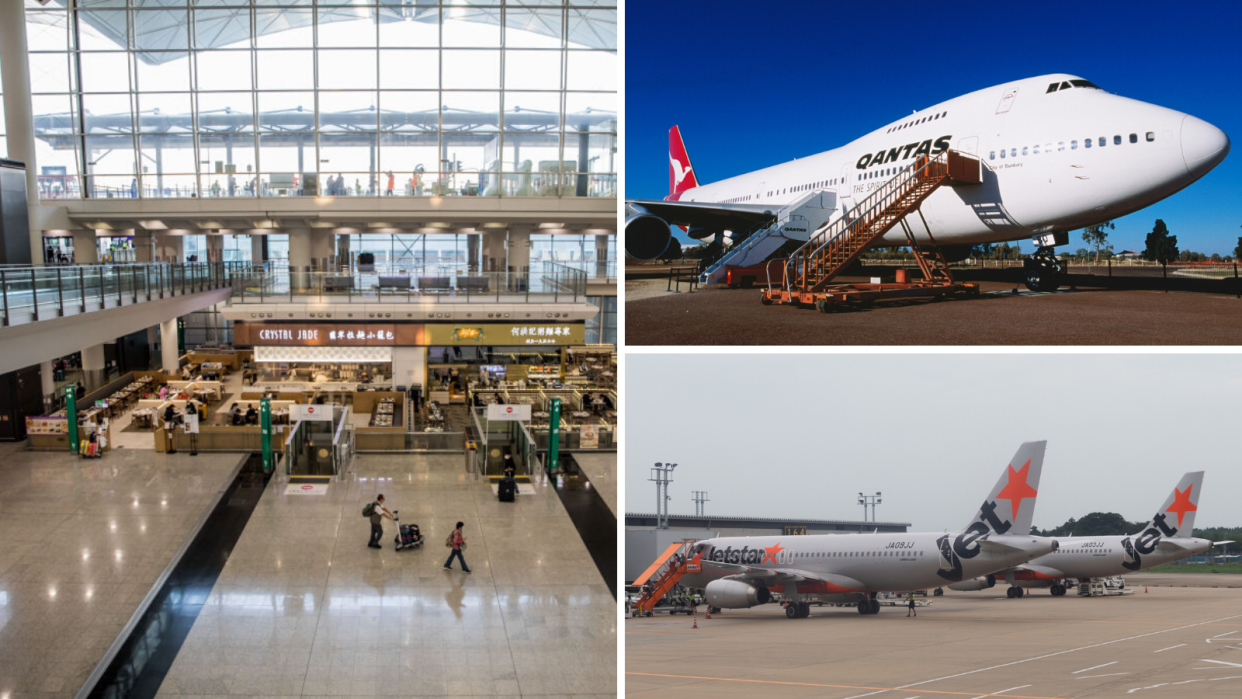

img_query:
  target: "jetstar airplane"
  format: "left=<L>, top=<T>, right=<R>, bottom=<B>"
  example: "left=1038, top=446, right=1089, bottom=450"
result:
left=625, top=74, right=1230, bottom=291
left=947, top=471, right=1232, bottom=598
left=680, top=441, right=1059, bottom=619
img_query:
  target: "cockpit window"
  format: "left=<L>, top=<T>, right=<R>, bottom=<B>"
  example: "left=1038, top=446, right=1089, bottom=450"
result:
left=1070, top=79, right=1102, bottom=90
left=1060, top=81, right=1072, bottom=91
left=1047, top=83, right=1059, bottom=93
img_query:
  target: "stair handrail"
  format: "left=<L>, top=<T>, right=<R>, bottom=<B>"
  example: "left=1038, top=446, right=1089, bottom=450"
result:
left=702, top=189, right=822, bottom=278
left=781, top=150, right=953, bottom=293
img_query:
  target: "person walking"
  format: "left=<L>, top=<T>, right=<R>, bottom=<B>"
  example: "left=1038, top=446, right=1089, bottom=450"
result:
left=385, top=170, right=394, bottom=196
left=365, top=494, right=394, bottom=549
left=443, top=521, right=471, bottom=573
left=907, top=591, right=917, bottom=617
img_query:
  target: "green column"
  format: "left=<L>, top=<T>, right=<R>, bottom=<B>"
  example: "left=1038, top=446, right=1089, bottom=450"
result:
left=65, top=385, right=78, bottom=453
left=260, top=397, right=273, bottom=474
left=177, top=318, right=186, bottom=354
left=547, top=397, right=561, bottom=475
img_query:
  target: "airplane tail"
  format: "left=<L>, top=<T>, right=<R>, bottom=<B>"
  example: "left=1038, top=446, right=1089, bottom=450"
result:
left=668, top=125, right=700, bottom=199
left=963, top=441, right=1046, bottom=536
left=1138, top=471, right=1203, bottom=538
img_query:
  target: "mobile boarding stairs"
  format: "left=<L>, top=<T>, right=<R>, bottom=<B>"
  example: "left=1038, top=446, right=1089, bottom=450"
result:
left=630, top=539, right=700, bottom=616
left=699, top=191, right=836, bottom=285
left=760, top=149, right=984, bottom=311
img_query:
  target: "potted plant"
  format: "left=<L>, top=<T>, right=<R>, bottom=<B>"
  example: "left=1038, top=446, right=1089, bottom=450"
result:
left=357, top=252, right=375, bottom=272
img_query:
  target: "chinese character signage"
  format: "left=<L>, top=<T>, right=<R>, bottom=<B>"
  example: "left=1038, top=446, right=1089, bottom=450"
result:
left=235, top=323, right=423, bottom=346
left=425, top=323, right=585, bottom=346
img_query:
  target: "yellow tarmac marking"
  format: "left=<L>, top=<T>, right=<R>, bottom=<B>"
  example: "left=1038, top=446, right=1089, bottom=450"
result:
left=625, top=672, right=1069, bottom=699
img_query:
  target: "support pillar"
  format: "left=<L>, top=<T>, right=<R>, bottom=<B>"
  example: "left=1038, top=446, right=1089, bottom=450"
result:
left=81, top=343, right=106, bottom=391
left=481, top=229, right=507, bottom=273
left=206, top=234, right=224, bottom=263
left=596, top=233, right=611, bottom=278
left=467, top=233, right=480, bottom=272
left=287, top=227, right=311, bottom=289
left=0, top=0, right=42, bottom=262
left=507, top=225, right=531, bottom=291
left=72, top=230, right=100, bottom=263
left=41, top=360, right=56, bottom=412
left=159, top=318, right=179, bottom=375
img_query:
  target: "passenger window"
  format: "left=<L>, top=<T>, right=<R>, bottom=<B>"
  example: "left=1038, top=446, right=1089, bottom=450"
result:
left=1058, top=142, right=1065, bottom=151
left=1071, top=140, right=1078, bottom=149
left=1046, top=143, right=1052, bottom=152
left=1033, top=144, right=1040, bottom=154
left=1146, top=131, right=1155, bottom=142
left=989, top=151, right=995, bottom=159
left=1114, top=135, right=1121, bottom=145
left=1021, top=147, right=1028, bottom=156
left=1010, top=148, right=1016, bottom=157
left=1099, top=137, right=1105, bottom=147
left=999, top=149, right=1005, bottom=159
left=1084, top=138, right=1091, bottom=148
left=1130, top=133, right=1137, bottom=143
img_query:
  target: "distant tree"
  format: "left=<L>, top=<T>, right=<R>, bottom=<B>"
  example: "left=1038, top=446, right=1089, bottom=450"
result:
left=659, top=238, right=683, bottom=263
left=1082, top=221, right=1114, bottom=262
left=1075, top=248, right=1090, bottom=260
left=1234, top=235, right=1242, bottom=260
left=1036, top=512, right=1146, bottom=537
left=1143, top=219, right=1179, bottom=264
left=1212, top=253, right=1222, bottom=262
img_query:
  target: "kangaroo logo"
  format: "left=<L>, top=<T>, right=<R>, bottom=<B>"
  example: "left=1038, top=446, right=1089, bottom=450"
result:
left=670, top=154, right=693, bottom=186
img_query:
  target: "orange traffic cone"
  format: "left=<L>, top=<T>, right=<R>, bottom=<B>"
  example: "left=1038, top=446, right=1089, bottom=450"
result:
left=692, top=615, right=698, bottom=629
left=705, top=608, right=712, bottom=619
left=1145, top=587, right=1148, bottom=593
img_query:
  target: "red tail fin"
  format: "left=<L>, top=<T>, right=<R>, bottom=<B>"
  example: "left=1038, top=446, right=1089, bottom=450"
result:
left=668, top=125, right=699, bottom=200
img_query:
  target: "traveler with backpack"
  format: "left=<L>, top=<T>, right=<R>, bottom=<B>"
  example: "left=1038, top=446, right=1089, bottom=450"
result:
left=363, top=495, right=394, bottom=549
left=443, top=521, right=471, bottom=573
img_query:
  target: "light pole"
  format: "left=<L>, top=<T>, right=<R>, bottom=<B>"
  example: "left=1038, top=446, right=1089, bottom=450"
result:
left=691, top=490, right=710, bottom=516
left=858, top=491, right=882, bottom=522
left=649, top=463, right=676, bottom=529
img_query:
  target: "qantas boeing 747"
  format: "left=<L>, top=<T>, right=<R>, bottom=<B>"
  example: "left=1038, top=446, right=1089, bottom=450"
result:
left=626, top=74, right=1229, bottom=291
left=678, top=441, right=1059, bottom=619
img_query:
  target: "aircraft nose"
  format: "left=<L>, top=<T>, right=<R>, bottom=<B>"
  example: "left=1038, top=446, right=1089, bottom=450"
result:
left=1181, top=114, right=1230, bottom=174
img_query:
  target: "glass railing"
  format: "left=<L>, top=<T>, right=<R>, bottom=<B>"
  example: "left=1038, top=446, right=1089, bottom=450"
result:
left=233, top=264, right=588, bottom=303
left=540, top=259, right=617, bottom=281
left=0, top=261, right=259, bottom=327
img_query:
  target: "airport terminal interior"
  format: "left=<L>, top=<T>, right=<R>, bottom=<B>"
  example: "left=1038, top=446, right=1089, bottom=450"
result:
left=0, top=2, right=617, bottom=696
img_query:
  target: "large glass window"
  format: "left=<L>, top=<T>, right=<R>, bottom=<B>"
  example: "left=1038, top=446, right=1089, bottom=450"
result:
left=23, top=1, right=616, bottom=200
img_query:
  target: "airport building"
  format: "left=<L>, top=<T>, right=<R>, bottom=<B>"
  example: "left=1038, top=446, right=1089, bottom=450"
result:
left=0, top=3, right=616, bottom=696
left=625, top=512, right=910, bottom=583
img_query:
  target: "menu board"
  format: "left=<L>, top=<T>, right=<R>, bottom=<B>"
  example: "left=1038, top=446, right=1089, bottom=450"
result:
left=26, top=417, right=69, bottom=435
left=579, top=424, right=600, bottom=449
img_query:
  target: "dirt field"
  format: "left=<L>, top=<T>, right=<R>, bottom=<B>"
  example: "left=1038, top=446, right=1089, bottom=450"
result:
left=625, top=277, right=1242, bottom=345
left=626, top=583, right=1242, bottom=698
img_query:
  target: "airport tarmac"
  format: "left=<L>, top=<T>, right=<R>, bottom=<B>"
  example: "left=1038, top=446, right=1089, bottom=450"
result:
left=625, top=583, right=1242, bottom=698
left=625, top=278, right=1242, bottom=345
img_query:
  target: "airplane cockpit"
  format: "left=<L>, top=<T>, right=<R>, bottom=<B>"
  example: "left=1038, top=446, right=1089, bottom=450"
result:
left=1047, top=79, right=1103, bottom=93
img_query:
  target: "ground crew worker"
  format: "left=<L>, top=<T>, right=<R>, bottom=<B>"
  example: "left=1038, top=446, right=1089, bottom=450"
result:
left=907, top=591, right=918, bottom=617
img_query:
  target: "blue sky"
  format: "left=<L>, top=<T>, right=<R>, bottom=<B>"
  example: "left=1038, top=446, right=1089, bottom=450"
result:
left=626, top=0, right=1242, bottom=254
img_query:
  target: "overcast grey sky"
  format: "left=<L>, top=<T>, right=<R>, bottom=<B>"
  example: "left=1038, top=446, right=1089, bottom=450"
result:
left=625, top=353, right=1240, bottom=533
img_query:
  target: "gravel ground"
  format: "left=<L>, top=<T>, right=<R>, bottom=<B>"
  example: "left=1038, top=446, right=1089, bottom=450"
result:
left=625, top=276, right=1242, bottom=345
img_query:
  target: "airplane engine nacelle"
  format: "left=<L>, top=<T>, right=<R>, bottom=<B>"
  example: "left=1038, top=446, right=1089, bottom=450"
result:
left=686, top=226, right=717, bottom=241
left=947, top=574, right=997, bottom=592
left=704, top=580, right=772, bottom=609
left=625, top=212, right=673, bottom=261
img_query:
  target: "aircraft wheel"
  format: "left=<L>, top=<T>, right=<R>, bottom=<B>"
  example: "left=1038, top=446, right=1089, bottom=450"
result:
left=1118, top=581, right=1125, bottom=589
left=800, top=603, right=811, bottom=618
left=1006, top=587, right=1017, bottom=598
left=708, top=606, right=720, bottom=614
left=760, top=293, right=772, bottom=305
left=857, top=601, right=869, bottom=615
left=933, top=588, right=944, bottom=596
left=868, top=598, right=881, bottom=614
left=786, top=604, right=799, bottom=619
left=1015, top=587, right=1025, bottom=598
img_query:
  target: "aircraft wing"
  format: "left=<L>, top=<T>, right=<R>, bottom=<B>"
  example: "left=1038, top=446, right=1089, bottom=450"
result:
left=702, top=560, right=868, bottom=591
left=628, top=199, right=778, bottom=230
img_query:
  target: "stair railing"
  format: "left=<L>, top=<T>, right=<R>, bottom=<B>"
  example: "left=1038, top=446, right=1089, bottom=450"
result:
left=780, top=150, right=952, bottom=293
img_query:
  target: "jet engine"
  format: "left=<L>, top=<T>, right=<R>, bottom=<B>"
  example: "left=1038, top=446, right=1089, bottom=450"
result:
left=625, top=210, right=672, bottom=261
left=704, top=580, right=772, bottom=609
left=947, top=574, right=997, bottom=592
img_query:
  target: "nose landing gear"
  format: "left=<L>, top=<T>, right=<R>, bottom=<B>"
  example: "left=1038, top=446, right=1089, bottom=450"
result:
left=1024, top=246, right=1064, bottom=292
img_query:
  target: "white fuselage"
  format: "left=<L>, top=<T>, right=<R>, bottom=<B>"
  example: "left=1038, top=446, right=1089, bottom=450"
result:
left=677, top=74, right=1229, bottom=247
left=680, top=531, right=1053, bottom=601
left=1012, top=535, right=1213, bottom=586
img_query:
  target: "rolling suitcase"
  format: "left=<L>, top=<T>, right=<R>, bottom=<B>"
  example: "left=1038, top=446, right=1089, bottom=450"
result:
left=498, top=477, right=516, bottom=502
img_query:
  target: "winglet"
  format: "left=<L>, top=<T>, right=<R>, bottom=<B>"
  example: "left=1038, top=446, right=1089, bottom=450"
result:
left=965, top=441, right=1046, bottom=535
left=668, top=125, right=700, bottom=200
left=1138, top=471, right=1203, bottom=538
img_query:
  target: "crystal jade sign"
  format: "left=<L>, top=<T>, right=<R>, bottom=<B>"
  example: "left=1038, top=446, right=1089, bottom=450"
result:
left=234, top=323, right=424, bottom=346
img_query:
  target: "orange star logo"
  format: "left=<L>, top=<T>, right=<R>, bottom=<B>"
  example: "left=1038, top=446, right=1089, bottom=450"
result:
left=761, top=542, right=785, bottom=564
left=1166, top=484, right=1197, bottom=528
left=995, top=459, right=1038, bottom=520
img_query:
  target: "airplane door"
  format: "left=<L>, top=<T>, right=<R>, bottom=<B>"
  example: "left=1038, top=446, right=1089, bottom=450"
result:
left=839, top=164, right=853, bottom=199
left=957, top=137, right=979, bottom=156
left=757, top=181, right=765, bottom=202
left=996, top=87, right=1018, bottom=114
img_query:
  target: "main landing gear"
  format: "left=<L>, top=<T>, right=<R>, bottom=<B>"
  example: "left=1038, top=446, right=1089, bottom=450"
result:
left=785, top=602, right=811, bottom=619
left=1023, top=246, right=1064, bottom=292
left=855, top=597, right=880, bottom=615
left=1006, top=586, right=1026, bottom=598
left=1050, top=584, right=1067, bottom=596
